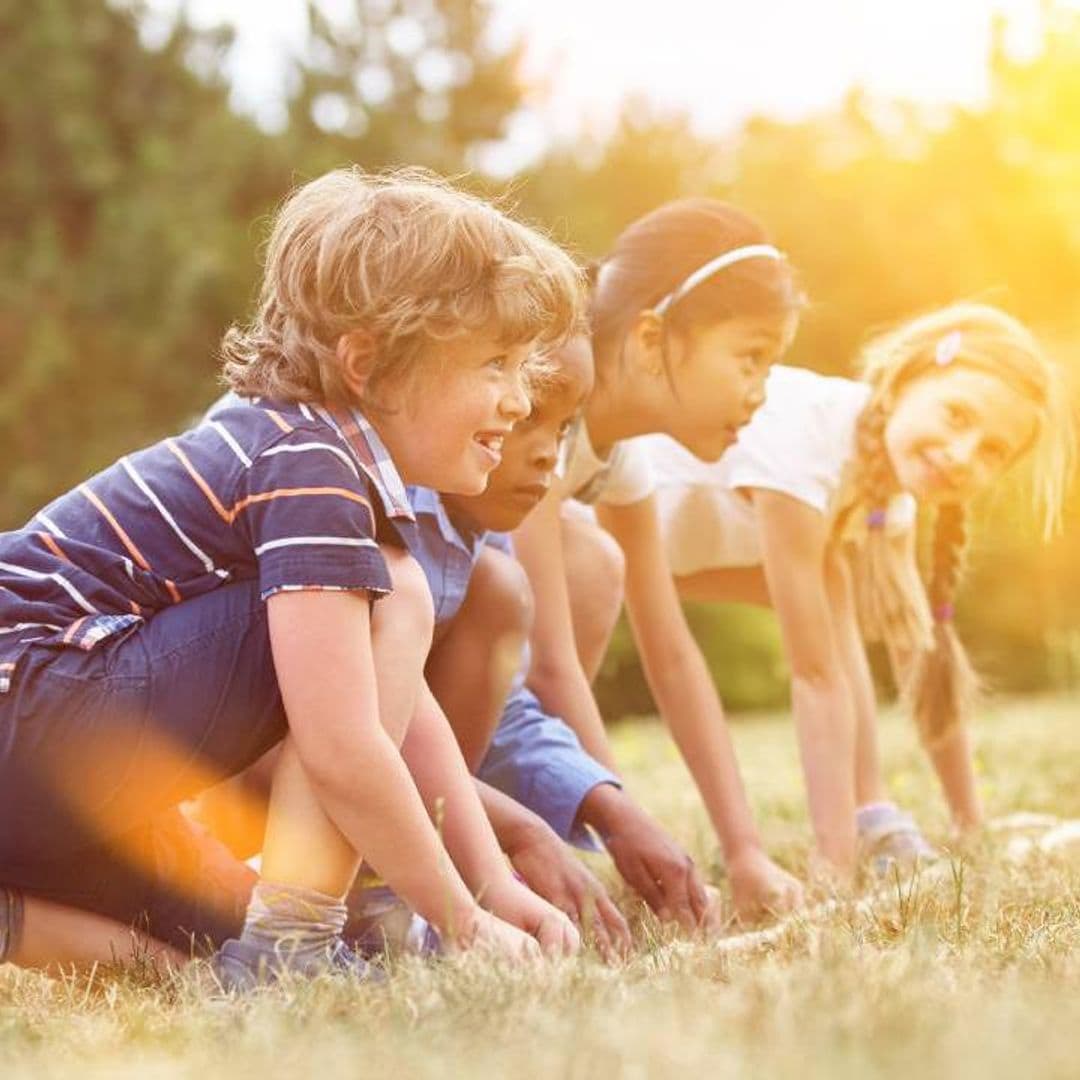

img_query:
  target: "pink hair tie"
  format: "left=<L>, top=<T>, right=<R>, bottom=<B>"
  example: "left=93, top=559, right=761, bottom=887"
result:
left=934, top=603, right=955, bottom=623
left=867, top=508, right=888, bottom=530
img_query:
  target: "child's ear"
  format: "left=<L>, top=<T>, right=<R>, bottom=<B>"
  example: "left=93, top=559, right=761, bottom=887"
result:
left=336, top=329, right=378, bottom=399
left=629, top=310, right=665, bottom=377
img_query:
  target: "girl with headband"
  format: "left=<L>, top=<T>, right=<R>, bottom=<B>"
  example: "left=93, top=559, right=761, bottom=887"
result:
left=513, top=199, right=807, bottom=921
left=633, top=303, right=1073, bottom=875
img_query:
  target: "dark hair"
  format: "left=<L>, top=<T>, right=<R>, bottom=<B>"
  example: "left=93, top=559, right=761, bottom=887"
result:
left=589, top=198, right=801, bottom=380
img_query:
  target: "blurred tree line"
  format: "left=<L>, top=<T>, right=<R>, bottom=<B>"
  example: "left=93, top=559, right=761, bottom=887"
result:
left=2, top=0, right=1077, bottom=714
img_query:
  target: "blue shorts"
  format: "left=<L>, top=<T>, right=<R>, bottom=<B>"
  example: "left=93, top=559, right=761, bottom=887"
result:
left=0, top=579, right=282, bottom=949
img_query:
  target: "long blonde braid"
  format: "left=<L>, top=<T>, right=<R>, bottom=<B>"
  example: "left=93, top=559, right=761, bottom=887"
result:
left=908, top=503, right=980, bottom=743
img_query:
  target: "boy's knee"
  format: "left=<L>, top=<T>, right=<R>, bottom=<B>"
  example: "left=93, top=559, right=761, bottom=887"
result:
left=380, top=546, right=435, bottom=644
left=465, top=547, right=534, bottom=639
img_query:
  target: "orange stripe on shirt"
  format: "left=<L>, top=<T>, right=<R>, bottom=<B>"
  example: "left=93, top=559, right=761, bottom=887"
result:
left=229, top=486, right=373, bottom=520
left=166, top=439, right=232, bottom=524
left=79, top=486, right=151, bottom=572
left=62, top=616, right=88, bottom=644
left=38, top=531, right=71, bottom=563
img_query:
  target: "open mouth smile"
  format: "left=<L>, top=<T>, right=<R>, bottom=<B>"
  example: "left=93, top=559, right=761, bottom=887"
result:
left=473, top=431, right=506, bottom=467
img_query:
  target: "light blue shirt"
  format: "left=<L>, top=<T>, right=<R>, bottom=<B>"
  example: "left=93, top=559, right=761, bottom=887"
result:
left=406, top=486, right=619, bottom=850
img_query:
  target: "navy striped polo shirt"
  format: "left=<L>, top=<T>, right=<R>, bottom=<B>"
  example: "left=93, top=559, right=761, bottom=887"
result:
left=0, top=398, right=415, bottom=693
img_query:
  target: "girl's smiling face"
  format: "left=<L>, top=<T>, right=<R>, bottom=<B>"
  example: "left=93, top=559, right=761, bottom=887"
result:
left=883, top=365, right=1040, bottom=503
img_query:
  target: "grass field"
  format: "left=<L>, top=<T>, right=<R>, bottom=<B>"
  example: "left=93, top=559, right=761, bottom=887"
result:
left=2, top=696, right=1079, bottom=1079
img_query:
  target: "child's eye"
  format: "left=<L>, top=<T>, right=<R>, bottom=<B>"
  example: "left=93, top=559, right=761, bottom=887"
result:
left=486, top=354, right=508, bottom=371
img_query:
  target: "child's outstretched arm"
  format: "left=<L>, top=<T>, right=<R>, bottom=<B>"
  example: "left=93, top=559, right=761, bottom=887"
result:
left=513, top=486, right=619, bottom=771
left=266, top=588, right=500, bottom=947
left=598, top=495, right=803, bottom=919
left=400, top=682, right=580, bottom=957
left=752, top=490, right=858, bottom=876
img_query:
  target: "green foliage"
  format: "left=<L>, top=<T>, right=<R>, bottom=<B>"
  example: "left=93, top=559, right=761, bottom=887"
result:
left=595, top=604, right=791, bottom=721
left=0, top=0, right=522, bottom=525
left=0, top=0, right=279, bottom=521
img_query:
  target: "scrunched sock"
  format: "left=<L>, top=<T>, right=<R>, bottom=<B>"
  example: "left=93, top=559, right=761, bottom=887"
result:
left=237, top=881, right=348, bottom=969
left=0, top=886, right=25, bottom=965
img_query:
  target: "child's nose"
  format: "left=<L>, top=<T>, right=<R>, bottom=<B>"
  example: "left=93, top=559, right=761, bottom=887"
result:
left=531, top=432, right=559, bottom=469
left=945, top=431, right=981, bottom=474
left=500, top=373, right=531, bottom=422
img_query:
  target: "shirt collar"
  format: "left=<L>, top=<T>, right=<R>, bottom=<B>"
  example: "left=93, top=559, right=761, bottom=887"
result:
left=407, top=486, right=487, bottom=557
left=313, top=404, right=415, bottom=523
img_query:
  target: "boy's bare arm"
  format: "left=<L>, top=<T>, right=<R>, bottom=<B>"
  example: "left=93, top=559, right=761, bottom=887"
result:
left=400, top=683, right=580, bottom=956
left=266, top=589, right=480, bottom=938
left=474, top=778, right=631, bottom=956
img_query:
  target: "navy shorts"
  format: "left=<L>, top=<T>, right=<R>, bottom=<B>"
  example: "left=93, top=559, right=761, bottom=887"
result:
left=0, top=579, right=283, bottom=949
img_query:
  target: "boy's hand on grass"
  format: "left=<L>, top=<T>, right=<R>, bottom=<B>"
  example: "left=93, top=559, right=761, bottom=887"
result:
left=505, top=819, right=631, bottom=961
left=580, top=785, right=709, bottom=932
left=483, top=876, right=582, bottom=958
left=727, top=847, right=804, bottom=923
left=466, top=908, right=543, bottom=961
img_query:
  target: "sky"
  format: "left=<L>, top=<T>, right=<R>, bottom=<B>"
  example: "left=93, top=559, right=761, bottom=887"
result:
left=135, top=0, right=1062, bottom=172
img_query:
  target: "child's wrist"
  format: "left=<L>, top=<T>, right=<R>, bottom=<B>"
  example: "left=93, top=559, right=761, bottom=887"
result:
left=724, top=838, right=768, bottom=869
left=577, top=781, right=626, bottom=839
left=431, top=899, right=484, bottom=946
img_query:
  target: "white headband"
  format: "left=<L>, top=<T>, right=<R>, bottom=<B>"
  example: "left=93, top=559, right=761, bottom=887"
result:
left=653, top=243, right=784, bottom=316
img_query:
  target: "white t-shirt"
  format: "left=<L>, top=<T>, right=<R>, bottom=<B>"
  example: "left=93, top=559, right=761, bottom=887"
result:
left=561, top=417, right=656, bottom=507
left=638, top=365, right=878, bottom=574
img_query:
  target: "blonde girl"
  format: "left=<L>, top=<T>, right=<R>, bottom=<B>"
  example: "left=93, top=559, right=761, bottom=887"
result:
left=514, top=199, right=807, bottom=922
left=636, top=303, right=1073, bottom=874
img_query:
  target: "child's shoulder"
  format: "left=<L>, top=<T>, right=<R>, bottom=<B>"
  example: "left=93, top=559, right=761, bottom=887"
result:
left=197, top=396, right=373, bottom=474
left=764, top=364, right=868, bottom=415
left=198, top=394, right=414, bottom=525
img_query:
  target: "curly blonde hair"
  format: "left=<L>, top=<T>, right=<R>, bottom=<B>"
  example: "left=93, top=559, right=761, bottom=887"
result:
left=221, top=167, right=585, bottom=409
left=836, top=302, right=1075, bottom=744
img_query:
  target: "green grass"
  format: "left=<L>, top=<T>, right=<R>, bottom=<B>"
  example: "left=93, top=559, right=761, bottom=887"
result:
left=3, top=696, right=1079, bottom=1079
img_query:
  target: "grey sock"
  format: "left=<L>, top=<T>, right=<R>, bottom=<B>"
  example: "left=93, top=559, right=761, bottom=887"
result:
left=0, top=887, right=25, bottom=965
left=238, top=881, right=348, bottom=966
